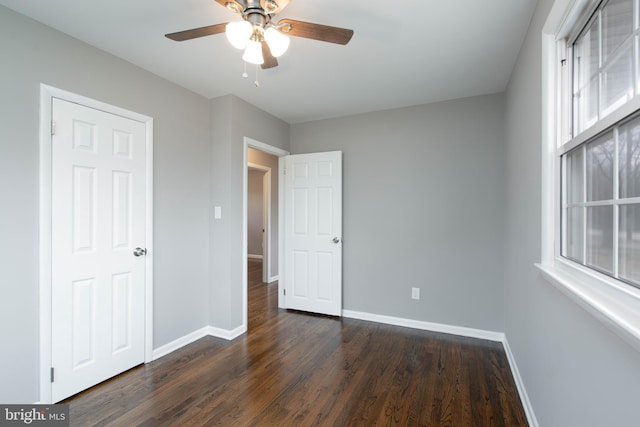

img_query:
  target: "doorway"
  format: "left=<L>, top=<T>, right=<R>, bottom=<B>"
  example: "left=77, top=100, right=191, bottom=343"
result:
left=242, top=138, right=289, bottom=329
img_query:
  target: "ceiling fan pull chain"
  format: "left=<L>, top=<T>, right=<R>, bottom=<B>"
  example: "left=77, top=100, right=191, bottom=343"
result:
left=254, top=64, right=260, bottom=87
left=242, top=60, right=248, bottom=78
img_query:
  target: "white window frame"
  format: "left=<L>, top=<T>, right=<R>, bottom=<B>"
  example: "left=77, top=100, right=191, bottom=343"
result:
left=539, top=0, right=640, bottom=353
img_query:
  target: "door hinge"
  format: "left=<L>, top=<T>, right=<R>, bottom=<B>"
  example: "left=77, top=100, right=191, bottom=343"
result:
left=283, top=288, right=286, bottom=296
left=50, top=367, right=54, bottom=383
left=560, top=58, right=567, bottom=66
left=51, top=120, right=56, bottom=136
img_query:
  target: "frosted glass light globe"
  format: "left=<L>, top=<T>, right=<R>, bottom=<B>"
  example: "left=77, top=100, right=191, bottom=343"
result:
left=226, top=21, right=252, bottom=49
left=242, top=39, right=264, bottom=65
left=264, top=27, right=290, bottom=57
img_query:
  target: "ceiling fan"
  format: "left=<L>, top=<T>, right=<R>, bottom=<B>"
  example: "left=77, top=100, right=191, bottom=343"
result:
left=165, top=0, right=354, bottom=69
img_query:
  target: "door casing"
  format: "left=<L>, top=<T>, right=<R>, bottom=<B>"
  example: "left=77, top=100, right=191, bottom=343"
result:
left=38, top=85, right=154, bottom=404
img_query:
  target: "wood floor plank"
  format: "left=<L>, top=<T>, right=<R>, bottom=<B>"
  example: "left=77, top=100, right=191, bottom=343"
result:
left=64, top=260, right=528, bottom=426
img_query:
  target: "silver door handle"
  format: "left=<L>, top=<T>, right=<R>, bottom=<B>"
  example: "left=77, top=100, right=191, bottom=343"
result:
left=133, top=247, right=147, bottom=257
left=332, top=237, right=341, bottom=244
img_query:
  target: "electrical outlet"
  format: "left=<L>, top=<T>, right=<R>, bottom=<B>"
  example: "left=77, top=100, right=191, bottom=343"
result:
left=411, top=287, right=420, bottom=300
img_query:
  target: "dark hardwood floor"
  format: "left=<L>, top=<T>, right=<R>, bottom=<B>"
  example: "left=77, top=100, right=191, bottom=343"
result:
left=64, top=260, right=528, bottom=426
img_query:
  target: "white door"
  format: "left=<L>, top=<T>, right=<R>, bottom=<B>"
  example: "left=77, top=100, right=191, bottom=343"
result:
left=284, top=151, right=342, bottom=316
left=51, top=98, right=146, bottom=402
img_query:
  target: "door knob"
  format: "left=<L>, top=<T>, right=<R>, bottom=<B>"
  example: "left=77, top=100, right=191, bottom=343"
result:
left=332, top=237, right=340, bottom=244
left=133, top=247, right=147, bottom=257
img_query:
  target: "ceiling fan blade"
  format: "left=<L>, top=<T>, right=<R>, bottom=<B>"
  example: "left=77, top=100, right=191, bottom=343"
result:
left=278, top=19, right=353, bottom=45
left=261, top=41, right=278, bottom=69
left=165, top=23, right=228, bottom=41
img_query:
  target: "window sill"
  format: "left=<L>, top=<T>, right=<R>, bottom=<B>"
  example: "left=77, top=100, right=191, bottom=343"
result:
left=536, top=260, right=640, bottom=353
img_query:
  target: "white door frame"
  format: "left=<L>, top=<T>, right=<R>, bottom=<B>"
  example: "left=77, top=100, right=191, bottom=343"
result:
left=242, top=137, right=289, bottom=329
left=38, top=85, right=154, bottom=404
left=247, top=163, right=271, bottom=283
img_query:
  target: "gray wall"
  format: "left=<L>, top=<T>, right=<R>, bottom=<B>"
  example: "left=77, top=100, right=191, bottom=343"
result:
left=290, top=94, right=506, bottom=332
left=248, top=147, right=280, bottom=279
left=504, top=0, right=640, bottom=425
left=0, top=6, right=212, bottom=403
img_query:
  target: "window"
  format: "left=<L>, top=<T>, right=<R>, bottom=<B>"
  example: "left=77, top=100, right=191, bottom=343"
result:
left=560, top=0, right=640, bottom=288
left=539, top=0, right=640, bottom=352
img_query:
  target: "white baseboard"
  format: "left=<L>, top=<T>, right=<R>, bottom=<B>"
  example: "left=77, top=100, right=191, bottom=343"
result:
left=248, top=254, right=263, bottom=260
left=152, top=326, right=211, bottom=361
left=208, top=325, right=247, bottom=341
left=502, top=337, right=539, bottom=427
left=268, top=274, right=279, bottom=283
left=152, top=325, right=247, bottom=361
left=341, top=309, right=505, bottom=342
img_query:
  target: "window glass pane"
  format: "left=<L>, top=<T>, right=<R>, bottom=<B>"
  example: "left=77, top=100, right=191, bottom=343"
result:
left=574, top=17, right=600, bottom=85
left=601, top=44, right=634, bottom=116
left=575, top=77, right=600, bottom=134
left=602, top=0, right=633, bottom=61
left=586, top=205, right=614, bottom=273
left=586, top=132, right=615, bottom=201
left=565, top=207, right=585, bottom=261
left=574, top=19, right=600, bottom=134
left=566, top=147, right=585, bottom=203
left=619, top=115, right=640, bottom=198
left=619, top=204, right=640, bottom=284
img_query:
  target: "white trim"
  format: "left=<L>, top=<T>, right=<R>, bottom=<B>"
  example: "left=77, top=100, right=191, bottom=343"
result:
left=502, top=338, right=540, bottom=427
left=242, top=137, right=289, bottom=331
left=152, top=327, right=211, bottom=361
left=263, top=169, right=271, bottom=283
left=151, top=325, right=246, bottom=361
left=341, top=310, right=505, bottom=342
left=38, top=86, right=54, bottom=406
left=208, top=325, right=246, bottom=341
left=248, top=254, right=264, bottom=260
left=268, top=274, right=280, bottom=284
left=38, top=84, right=154, bottom=404
left=278, top=157, right=286, bottom=308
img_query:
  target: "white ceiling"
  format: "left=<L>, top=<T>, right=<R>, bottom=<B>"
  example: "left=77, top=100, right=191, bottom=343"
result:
left=0, top=0, right=538, bottom=124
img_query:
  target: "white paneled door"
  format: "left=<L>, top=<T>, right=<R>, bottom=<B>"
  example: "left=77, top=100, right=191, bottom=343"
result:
left=51, top=98, right=146, bottom=402
left=284, top=151, right=342, bottom=316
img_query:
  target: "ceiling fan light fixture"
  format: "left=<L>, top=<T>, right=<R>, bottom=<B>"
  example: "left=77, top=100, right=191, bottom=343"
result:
left=225, top=21, right=252, bottom=49
left=243, top=39, right=264, bottom=64
left=264, top=27, right=290, bottom=57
